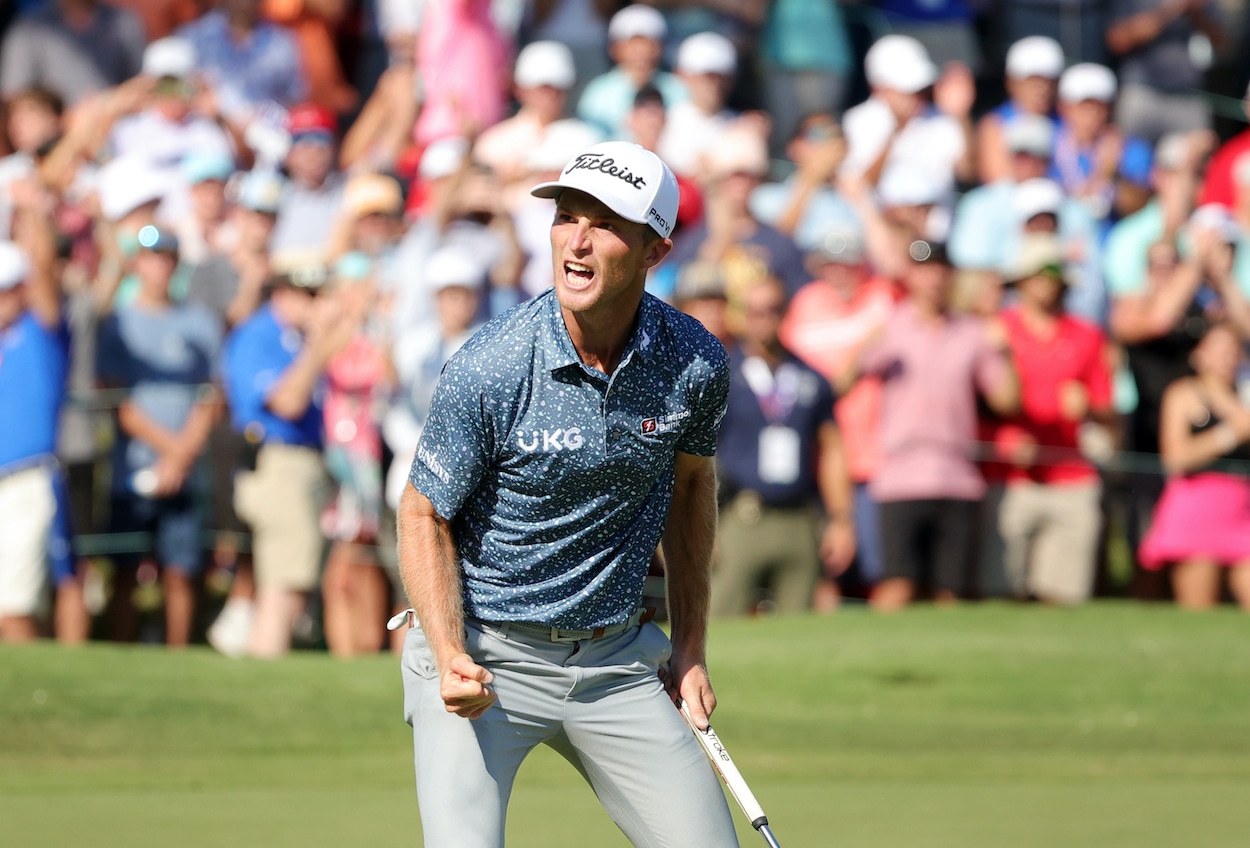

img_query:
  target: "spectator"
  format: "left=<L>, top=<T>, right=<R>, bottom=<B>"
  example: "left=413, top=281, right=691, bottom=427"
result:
left=659, top=32, right=738, bottom=178
left=1139, top=321, right=1250, bottom=609
left=665, top=123, right=808, bottom=301
left=672, top=261, right=731, bottom=348
left=759, top=0, right=854, bottom=153
left=996, top=234, right=1114, bottom=605
left=1051, top=63, right=1153, bottom=223
left=476, top=41, right=601, bottom=188
left=711, top=275, right=854, bottom=616
left=976, top=36, right=1064, bottom=184
left=779, top=228, right=897, bottom=594
left=338, top=22, right=418, bottom=173
left=222, top=256, right=360, bottom=657
left=523, top=0, right=613, bottom=107
left=106, top=38, right=235, bottom=183
left=0, top=232, right=66, bottom=643
left=577, top=5, right=688, bottom=140
left=320, top=262, right=391, bottom=659
left=1106, top=0, right=1223, bottom=143
left=413, top=0, right=509, bottom=145
left=94, top=154, right=188, bottom=307
left=0, top=88, right=65, bottom=239
left=852, top=241, right=1018, bottom=610
left=261, top=0, right=357, bottom=114
left=173, top=151, right=237, bottom=267
left=178, top=0, right=306, bottom=122
left=269, top=104, right=346, bottom=255
left=1199, top=81, right=1250, bottom=209
left=841, top=35, right=975, bottom=196
left=97, top=225, right=222, bottom=646
left=0, top=0, right=145, bottom=106
left=750, top=112, right=857, bottom=253
left=186, top=167, right=284, bottom=326
left=327, top=172, right=406, bottom=267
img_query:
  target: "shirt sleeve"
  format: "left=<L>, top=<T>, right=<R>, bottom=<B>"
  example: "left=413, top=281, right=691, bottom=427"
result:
left=676, top=346, right=730, bottom=457
left=407, top=351, right=493, bottom=520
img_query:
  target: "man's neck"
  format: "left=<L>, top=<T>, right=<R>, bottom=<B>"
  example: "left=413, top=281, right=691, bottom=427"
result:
left=1019, top=299, right=1060, bottom=334
left=910, top=296, right=946, bottom=322
left=561, top=297, right=642, bottom=376
left=743, top=339, right=783, bottom=369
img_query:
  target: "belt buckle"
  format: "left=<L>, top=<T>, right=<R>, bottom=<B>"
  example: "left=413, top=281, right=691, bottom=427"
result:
left=550, top=626, right=585, bottom=642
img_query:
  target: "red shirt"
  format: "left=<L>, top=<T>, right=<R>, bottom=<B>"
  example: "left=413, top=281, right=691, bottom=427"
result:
left=1199, top=129, right=1250, bottom=209
left=999, top=308, right=1111, bottom=486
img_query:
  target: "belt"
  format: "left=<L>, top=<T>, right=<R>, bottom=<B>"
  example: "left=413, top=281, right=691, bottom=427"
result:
left=502, top=606, right=656, bottom=642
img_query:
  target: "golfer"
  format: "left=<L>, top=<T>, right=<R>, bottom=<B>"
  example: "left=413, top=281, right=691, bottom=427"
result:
left=397, top=141, right=738, bottom=846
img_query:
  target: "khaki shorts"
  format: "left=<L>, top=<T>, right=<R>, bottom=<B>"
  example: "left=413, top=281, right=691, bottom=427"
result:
left=0, top=465, right=55, bottom=616
left=234, top=444, right=327, bottom=592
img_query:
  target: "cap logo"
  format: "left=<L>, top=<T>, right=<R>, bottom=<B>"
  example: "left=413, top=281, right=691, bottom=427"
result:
left=648, top=207, right=669, bottom=232
left=566, top=153, right=647, bottom=190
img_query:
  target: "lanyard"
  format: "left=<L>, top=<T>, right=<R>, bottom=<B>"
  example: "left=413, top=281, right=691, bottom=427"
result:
left=741, top=356, right=799, bottom=424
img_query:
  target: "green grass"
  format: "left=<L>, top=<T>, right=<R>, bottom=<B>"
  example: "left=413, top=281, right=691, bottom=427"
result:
left=3, top=603, right=1250, bottom=847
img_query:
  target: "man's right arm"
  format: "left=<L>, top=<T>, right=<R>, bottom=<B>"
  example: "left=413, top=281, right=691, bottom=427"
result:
left=397, top=484, right=496, bottom=719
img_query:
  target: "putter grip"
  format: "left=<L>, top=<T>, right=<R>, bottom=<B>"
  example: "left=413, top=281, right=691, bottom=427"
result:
left=680, top=703, right=769, bottom=825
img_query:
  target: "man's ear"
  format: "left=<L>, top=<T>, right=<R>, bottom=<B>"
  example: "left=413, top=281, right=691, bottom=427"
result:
left=644, top=237, right=673, bottom=270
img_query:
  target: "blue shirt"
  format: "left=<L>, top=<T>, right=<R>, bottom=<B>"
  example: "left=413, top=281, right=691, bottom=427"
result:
left=717, top=350, right=835, bottom=506
left=177, top=12, right=306, bottom=117
left=408, top=290, right=729, bottom=629
left=577, top=68, right=689, bottom=140
left=0, top=312, right=69, bottom=471
left=222, top=304, right=322, bottom=448
left=98, top=302, right=222, bottom=489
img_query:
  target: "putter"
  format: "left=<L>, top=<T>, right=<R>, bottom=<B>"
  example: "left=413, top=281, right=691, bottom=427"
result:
left=679, top=701, right=782, bottom=848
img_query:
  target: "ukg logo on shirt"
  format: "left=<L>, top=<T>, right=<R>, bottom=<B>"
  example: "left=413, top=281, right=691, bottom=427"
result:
left=516, top=427, right=586, bottom=453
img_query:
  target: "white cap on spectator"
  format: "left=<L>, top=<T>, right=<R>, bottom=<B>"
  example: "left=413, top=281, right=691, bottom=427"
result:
left=865, top=35, right=937, bottom=94
left=143, top=36, right=197, bottom=79
left=877, top=164, right=947, bottom=207
left=527, top=120, right=605, bottom=172
left=676, top=32, right=737, bottom=76
left=98, top=156, right=167, bottom=221
left=514, top=41, right=577, bottom=90
left=1012, top=178, right=1065, bottom=222
left=419, top=136, right=470, bottom=181
left=1005, top=114, right=1055, bottom=158
left=608, top=5, right=667, bottom=42
left=703, top=123, right=769, bottom=179
left=1189, top=203, right=1242, bottom=243
left=235, top=169, right=286, bottom=214
left=1005, top=36, right=1064, bottom=80
left=1058, top=63, right=1117, bottom=103
left=426, top=245, right=486, bottom=292
left=530, top=141, right=680, bottom=238
left=0, top=241, right=30, bottom=291
left=378, top=0, right=420, bottom=36
left=1005, top=233, right=1066, bottom=283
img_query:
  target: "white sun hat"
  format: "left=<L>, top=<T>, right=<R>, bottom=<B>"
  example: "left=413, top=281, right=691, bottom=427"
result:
left=1059, top=63, right=1117, bottom=103
left=1005, top=36, right=1065, bottom=80
left=865, top=35, right=937, bottom=95
left=530, top=141, right=680, bottom=239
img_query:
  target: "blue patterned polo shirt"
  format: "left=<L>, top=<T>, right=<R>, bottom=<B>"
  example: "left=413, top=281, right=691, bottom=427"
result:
left=408, top=290, right=729, bottom=628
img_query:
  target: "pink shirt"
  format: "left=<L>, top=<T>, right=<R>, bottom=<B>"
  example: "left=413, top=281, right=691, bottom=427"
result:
left=415, top=0, right=510, bottom=145
left=861, top=302, right=1008, bottom=502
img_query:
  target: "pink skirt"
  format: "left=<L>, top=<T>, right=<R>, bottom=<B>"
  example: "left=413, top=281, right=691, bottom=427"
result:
left=1139, top=473, right=1250, bottom=569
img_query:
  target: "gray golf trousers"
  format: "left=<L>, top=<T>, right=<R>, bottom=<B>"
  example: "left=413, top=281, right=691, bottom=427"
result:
left=401, top=618, right=740, bottom=847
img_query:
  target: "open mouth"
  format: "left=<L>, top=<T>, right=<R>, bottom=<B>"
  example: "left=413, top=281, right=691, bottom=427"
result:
left=564, top=261, right=594, bottom=286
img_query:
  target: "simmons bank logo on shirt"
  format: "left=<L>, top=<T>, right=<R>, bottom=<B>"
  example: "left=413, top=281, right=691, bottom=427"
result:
left=640, top=410, right=690, bottom=435
left=517, top=427, right=586, bottom=453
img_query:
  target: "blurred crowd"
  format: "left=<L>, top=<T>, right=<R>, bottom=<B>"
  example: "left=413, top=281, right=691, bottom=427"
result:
left=5, top=0, right=1250, bottom=655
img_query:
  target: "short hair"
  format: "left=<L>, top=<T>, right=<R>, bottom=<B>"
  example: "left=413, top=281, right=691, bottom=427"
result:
left=6, top=87, right=65, bottom=118
left=633, top=83, right=665, bottom=110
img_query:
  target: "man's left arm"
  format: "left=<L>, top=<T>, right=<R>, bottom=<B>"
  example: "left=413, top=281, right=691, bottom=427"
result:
left=660, top=451, right=719, bottom=731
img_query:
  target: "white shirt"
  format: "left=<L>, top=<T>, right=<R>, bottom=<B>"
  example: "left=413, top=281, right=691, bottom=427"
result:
left=658, top=101, right=734, bottom=177
left=841, top=97, right=965, bottom=192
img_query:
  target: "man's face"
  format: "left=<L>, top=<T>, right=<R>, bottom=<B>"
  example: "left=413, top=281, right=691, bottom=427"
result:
left=683, top=72, right=730, bottom=113
left=191, top=179, right=227, bottom=222
left=352, top=211, right=400, bottom=254
left=1007, top=76, right=1055, bottom=115
left=904, top=260, right=951, bottom=306
left=627, top=102, right=666, bottom=151
left=7, top=100, right=60, bottom=154
left=1060, top=99, right=1109, bottom=140
left=236, top=208, right=276, bottom=252
left=611, top=36, right=661, bottom=73
left=740, top=280, right=786, bottom=349
left=1023, top=212, right=1058, bottom=235
left=133, top=249, right=176, bottom=297
left=1010, top=151, right=1048, bottom=182
left=0, top=286, right=24, bottom=329
left=1017, top=271, right=1064, bottom=311
left=550, top=189, right=669, bottom=318
left=519, top=85, right=567, bottom=124
left=435, top=285, right=480, bottom=335
left=286, top=138, right=334, bottom=187
left=817, top=259, right=867, bottom=298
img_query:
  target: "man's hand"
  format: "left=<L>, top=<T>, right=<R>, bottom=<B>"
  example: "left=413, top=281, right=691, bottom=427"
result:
left=1059, top=380, right=1090, bottom=422
left=820, top=516, right=856, bottom=577
left=661, top=655, right=716, bottom=731
left=439, top=653, right=497, bottom=720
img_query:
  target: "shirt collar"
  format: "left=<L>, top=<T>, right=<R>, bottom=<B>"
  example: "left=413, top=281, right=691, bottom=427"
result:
left=544, top=290, right=663, bottom=378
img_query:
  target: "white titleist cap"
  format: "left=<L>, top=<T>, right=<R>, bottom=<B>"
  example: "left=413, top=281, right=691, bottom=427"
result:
left=531, top=141, right=680, bottom=239
left=514, top=40, right=577, bottom=90
left=1059, top=63, right=1117, bottom=103
left=865, top=35, right=937, bottom=94
left=0, top=241, right=31, bottom=291
left=676, top=31, right=737, bottom=76
left=1005, top=36, right=1064, bottom=80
